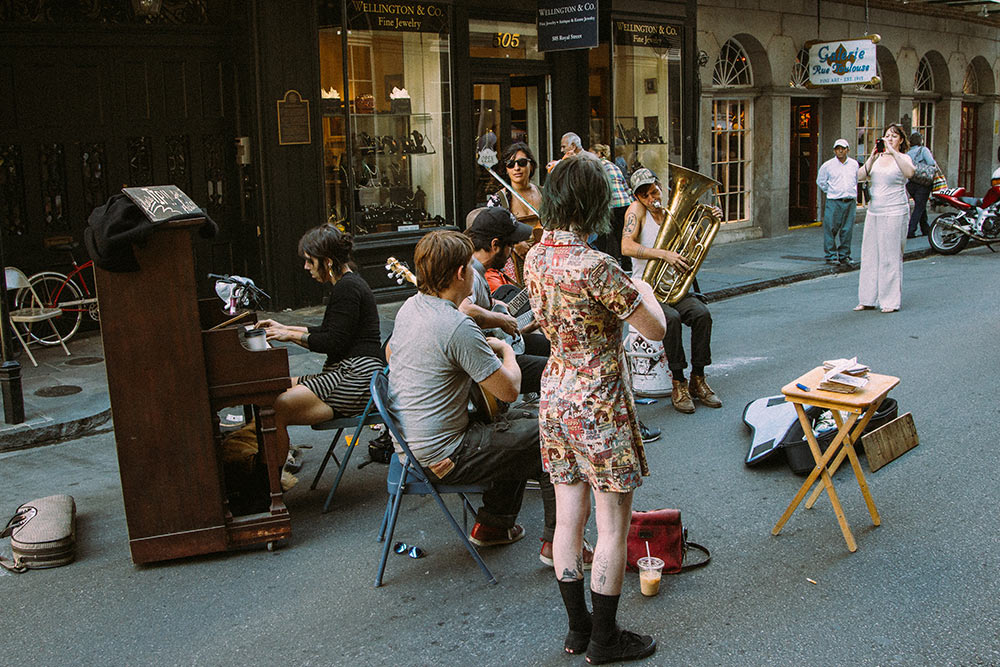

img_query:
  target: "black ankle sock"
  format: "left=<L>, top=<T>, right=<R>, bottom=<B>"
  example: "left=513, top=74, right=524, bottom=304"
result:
left=672, top=370, right=686, bottom=383
left=590, top=590, right=621, bottom=645
left=692, top=366, right=705, bottom=378
left=558, top=579, right=591, bottom=633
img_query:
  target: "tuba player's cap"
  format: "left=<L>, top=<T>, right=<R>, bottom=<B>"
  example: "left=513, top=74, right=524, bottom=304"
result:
left=630, top=167, right=658, bottom=194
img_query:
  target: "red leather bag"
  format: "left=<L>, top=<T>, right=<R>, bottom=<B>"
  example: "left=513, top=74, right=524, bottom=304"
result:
left=625, top=508, right=710, bottom=573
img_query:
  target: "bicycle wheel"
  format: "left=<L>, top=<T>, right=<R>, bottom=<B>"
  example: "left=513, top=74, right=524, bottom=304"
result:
left=14, top=273, right=83, bottom=345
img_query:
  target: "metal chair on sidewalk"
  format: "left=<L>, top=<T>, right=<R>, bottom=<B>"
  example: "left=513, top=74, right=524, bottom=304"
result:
left=5, top=267, right=71, bottom=367
left=368, top=369, right=496, bottom=588
left=308, top=394, right=383, bottom=513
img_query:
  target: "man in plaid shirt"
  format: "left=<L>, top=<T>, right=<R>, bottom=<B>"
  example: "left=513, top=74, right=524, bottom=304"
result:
left=591, top=143, right=633, bottom=270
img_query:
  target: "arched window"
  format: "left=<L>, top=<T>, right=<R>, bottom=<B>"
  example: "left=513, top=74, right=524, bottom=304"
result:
left=711, top=39, right=753, bottom=223
left=713, top=40, right=752, bottom=87
left=914, top=57, right=934, bottom=92
left=913, top=56, right=935, bottom=151
left=789, top=48, right=809, bottom=88
left=963, top=64, right=979, bottom=95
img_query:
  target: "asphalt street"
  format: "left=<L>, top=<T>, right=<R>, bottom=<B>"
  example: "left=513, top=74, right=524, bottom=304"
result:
left=1, top=247, right=998, bottom=667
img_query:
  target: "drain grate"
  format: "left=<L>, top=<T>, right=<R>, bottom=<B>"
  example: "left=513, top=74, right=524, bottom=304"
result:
left=35, top=385, right=83, bottom=397
left=65, top=356, right=104, bottom=366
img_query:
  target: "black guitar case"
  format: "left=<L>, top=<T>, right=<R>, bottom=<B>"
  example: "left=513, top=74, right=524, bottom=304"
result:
left=742, top=395, right=898, bottom=473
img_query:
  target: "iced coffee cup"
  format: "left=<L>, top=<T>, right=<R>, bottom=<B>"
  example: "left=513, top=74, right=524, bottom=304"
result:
left=637, top=556, right=664, bottom=597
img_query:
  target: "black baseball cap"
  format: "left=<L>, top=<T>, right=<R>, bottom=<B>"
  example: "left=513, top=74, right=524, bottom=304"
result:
left=468, top=206, right=533, bottom=245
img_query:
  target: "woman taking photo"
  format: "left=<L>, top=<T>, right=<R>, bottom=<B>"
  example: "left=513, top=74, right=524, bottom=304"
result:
left=258, top=224, right=385, bottom=481
left=855, top=124, right=914, bottom=313
left=524, top=154, right=665, bottom=664
left=487, top=141, right=543, bottom=287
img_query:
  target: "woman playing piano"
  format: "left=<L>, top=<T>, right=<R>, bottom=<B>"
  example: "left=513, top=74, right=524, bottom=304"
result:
left=257, top=224, right=385, bottom=479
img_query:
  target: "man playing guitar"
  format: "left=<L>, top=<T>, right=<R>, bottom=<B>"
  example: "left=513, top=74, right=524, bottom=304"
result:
left=387, top=230, right=585, bottom=563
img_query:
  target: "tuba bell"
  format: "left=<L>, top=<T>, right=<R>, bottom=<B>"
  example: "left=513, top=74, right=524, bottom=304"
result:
left=640, top=163, right=722, bottom=305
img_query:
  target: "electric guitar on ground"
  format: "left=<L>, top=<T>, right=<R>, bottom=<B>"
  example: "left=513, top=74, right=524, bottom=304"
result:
left=385, top=257, right=501, bottom=421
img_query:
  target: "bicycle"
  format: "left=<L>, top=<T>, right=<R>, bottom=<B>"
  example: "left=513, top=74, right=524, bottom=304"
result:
left=13, top=236, right=100, bottom=346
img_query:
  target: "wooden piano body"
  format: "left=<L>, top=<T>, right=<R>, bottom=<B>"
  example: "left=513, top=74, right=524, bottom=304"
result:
left=96, top=218, right=291, bottom=564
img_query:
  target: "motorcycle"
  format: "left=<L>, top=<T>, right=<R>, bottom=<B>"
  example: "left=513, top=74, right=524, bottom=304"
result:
left=927, top=182, right=1000, bottom=255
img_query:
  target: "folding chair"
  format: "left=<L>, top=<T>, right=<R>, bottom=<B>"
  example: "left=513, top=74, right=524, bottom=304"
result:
left=368, top=369, right=496, bottom=588
left=308, top=392, right=383, bottom=513
left=5, top=267, right=71, bottom=367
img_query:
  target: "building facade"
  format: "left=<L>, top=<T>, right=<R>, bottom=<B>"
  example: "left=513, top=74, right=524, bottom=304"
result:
left=697, top=0, right=1000, bottom=242
left=2, top=0, right=997, bottom=308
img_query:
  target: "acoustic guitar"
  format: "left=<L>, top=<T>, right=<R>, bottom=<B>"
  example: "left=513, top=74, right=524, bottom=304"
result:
left=384, top=257, right=501, bottom=422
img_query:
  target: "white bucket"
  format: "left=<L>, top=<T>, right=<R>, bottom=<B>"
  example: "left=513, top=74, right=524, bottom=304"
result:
left=625, top=329, right=672, bottom=397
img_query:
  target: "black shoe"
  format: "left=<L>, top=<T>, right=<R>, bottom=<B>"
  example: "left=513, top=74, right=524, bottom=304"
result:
left=825, top=259, right=839, bottom=265
left=638, top=421, right=660, bottom=444
left=565, top=627, right=591, bottom=655
left=586, top=629, right=657, bottom=665
left=906, top=233, right=917, bottom=239
left=839, top=257, right=852, bottom=265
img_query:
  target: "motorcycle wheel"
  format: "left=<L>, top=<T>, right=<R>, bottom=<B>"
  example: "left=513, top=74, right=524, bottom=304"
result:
left=929, top=213, right=970, bottom=255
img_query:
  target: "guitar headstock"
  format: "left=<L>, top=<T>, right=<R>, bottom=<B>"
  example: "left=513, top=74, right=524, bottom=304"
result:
left=385, top=257, right=417, bottom=287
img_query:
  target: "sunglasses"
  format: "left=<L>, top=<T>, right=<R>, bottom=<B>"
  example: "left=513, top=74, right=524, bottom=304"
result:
left=393, top=542, right=425, bottom=559
left=505, top=158, right=531, bottom=169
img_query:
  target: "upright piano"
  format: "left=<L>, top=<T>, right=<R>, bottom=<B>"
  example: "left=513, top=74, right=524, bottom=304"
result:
left=96, top=218, right=292, bottom=564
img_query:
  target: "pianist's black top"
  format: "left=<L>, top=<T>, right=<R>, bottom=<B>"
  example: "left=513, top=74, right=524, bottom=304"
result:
left=307, top=271, right=384, bottom=367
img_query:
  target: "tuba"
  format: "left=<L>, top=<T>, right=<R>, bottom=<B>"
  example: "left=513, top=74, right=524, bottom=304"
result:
left=640, top=163, right=722, bottom=305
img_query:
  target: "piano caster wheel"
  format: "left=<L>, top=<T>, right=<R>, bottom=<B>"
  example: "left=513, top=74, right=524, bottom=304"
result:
left=267, top=540, right=283, bottom=552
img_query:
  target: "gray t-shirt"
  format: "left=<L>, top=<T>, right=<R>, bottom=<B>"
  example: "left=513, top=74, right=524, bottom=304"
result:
left=387, top=292, right=502, bottom=465
left=469, top=257, right=492, bottom=309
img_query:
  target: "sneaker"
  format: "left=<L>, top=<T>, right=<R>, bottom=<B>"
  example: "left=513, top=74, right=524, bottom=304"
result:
left=539, top=538, right=594, bottom=570
left=638, top=421, right=660, bottom=444
left=586, top=628, right=657, bottom=665
left=469, top=522, right=525, bottom=547
left=671, top=379, right=695, bottom=414
left=688, top=375, right=722, bottom=408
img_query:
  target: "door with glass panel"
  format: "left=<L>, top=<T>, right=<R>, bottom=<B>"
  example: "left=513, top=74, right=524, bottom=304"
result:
left=472, top=75, right=549, bottom=206
left=788, top=99, right=819, bottom=227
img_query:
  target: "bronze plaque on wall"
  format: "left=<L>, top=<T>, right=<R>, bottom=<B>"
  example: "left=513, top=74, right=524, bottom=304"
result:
left=277, top=90, right=311, bottom=145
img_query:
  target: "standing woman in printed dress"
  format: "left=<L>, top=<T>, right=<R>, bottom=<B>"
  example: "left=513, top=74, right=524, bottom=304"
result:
left=855, top=123, right=914, bottom=313
left=524, top=154, right=665, bottom=664
left=257, top=224, right=385, bottom=479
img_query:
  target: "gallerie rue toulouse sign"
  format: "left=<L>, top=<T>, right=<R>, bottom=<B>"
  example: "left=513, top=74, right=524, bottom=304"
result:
left=346, top=1, right=449, bottom=33
left=537, top=0, right=598, bottom=52
left=805, top=35, right=881, bottom=87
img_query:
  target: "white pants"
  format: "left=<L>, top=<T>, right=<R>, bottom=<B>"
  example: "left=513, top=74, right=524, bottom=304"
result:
left=858, top=211, right=908, bottom=310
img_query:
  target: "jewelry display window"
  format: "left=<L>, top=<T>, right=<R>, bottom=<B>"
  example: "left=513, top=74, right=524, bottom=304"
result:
left=611, top=20, right=684, bottom=184
left=319, top=1, right=454, bottom=237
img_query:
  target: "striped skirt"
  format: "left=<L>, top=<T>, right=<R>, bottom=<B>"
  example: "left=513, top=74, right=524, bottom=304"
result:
left=297, top=355, right=384, bottom=417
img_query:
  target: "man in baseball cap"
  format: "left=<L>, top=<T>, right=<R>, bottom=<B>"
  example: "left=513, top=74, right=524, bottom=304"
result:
left=816, top=138, right=859, bottom=265
left=621, top=166, right=723, bottom=416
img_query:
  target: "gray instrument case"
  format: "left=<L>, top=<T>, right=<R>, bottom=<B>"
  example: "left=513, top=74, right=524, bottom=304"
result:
left=1, top=494, right=76, bottom=572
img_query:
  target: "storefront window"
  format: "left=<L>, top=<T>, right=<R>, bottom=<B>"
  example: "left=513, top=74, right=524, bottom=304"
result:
left=612, top=20, right=683, bottom=184
left=469, top=19, right=543, bottom=60
left=318, top=2, right=453, bottom=237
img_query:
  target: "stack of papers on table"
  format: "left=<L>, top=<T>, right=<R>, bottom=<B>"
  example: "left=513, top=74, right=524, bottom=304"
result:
left=819, top=357, right=870, bottom=393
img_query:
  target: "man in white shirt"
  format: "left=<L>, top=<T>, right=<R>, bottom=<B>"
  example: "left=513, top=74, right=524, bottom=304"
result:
left=816, top=138, right=860, bottom=265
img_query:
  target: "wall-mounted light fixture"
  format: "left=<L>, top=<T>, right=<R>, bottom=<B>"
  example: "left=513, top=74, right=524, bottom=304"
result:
left=131, top=0, right=163, bottom=17
left=697, top=50, right=710, bottom=68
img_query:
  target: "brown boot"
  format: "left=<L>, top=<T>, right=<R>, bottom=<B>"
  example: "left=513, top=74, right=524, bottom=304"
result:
left=671, top=379, right=695, bottom=413
left=689, top=375, right=722, bottom=408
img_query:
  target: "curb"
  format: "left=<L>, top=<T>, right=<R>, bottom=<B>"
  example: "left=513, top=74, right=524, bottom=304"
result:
left=0, top=408, right=112, bottom=454
left=703, top=247, right=934, bottom=303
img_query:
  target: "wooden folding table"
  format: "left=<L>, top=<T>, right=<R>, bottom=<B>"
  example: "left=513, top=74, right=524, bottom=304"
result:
left=771, top=367, right=899, bottom=552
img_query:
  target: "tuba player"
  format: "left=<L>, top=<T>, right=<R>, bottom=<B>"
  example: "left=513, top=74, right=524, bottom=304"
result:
left=621, top=168, right=723, bottom=415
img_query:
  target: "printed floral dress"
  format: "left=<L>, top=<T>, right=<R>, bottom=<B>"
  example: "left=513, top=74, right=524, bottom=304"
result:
left=524, top=230, right=648, bottom=492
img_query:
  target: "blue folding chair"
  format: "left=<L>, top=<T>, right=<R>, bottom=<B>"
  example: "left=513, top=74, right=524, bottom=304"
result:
left=308, top=393, right=383, bottom=513
left=368, top=369, right=496, bottom=588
